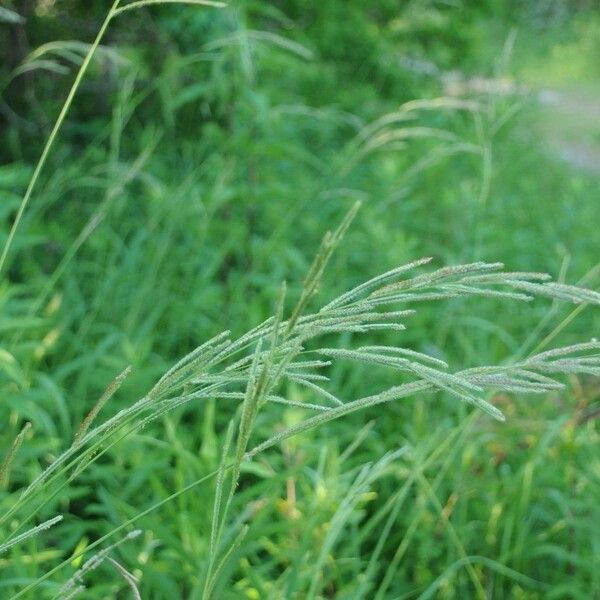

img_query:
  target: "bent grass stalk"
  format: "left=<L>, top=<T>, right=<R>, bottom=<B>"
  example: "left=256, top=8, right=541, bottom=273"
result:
left=0, top=0, right=226, bottom=276
left=0, top=0, right=120, bottom=276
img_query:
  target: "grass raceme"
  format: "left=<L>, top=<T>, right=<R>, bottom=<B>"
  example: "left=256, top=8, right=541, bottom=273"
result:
left=3, top=204, right=600, bottom=597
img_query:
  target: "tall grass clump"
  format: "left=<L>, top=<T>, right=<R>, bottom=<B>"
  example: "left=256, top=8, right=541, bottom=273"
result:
left=2, top=1, right=600, bottom=598
left=3, top=198, right=600, bottom=596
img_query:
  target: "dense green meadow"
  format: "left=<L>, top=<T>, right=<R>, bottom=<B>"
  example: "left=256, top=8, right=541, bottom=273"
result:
left=1, top=1, right=600, bottom=598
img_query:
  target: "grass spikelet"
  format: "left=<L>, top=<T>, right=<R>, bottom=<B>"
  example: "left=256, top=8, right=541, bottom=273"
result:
left=150, top=331, right=231, bottom=398
left=0, top=421, right=32, bottom=489
left=371, top=261, right=505, bottom=297
left=57, top=530, right=142, bottom=598
left=322, top=258, right=433, bottom=311
left=0, top=515, right=63, bottom=555
left=511, top=281, right=600, bottom=305
left=287, top=201, right=361, bottom=333
left=287, top=375, right=344, bottom=406
left=401, top=362, right=504, bottom=421
left=60, top=586, right=86, bottom=600
left=357, top=346, right=449, bottom=369
left=528, top=340, right=600, bottom=361
left=74, top=366, right=132, bottom=446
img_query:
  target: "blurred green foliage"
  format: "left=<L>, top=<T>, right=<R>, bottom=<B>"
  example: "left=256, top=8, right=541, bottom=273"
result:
left=1, top=0, right=600, bottom=598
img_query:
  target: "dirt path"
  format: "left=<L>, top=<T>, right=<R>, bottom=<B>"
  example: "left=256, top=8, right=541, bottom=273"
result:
left=537, top=87, right=600, bottom=174
left=402, top=56, right=600, bottom=174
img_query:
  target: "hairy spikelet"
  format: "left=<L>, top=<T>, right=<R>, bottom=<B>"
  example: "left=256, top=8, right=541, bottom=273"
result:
left=322, top=258, right=433, bottom=310
left=74, top=366, right=132, bottom=445
left=150, top=331, right=231, bottom=398
left=287, top=201, right=361, bottom=332
left=57, top=530, right=142, bottom=597
left=288, top=375, right=343, bottom=406
left=0, top=515, right=63, bottom=555
left=0, top=422, right=31, bottom=488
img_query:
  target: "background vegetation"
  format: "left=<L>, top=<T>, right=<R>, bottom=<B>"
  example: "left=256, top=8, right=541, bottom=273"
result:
left=1, top=0, right=600, bottom=598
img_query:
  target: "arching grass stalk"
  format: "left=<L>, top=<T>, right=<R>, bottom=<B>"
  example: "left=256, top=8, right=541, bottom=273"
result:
left=0, top=0, right=225, bottom=276
left=0, top=0, right=120, bottom=275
